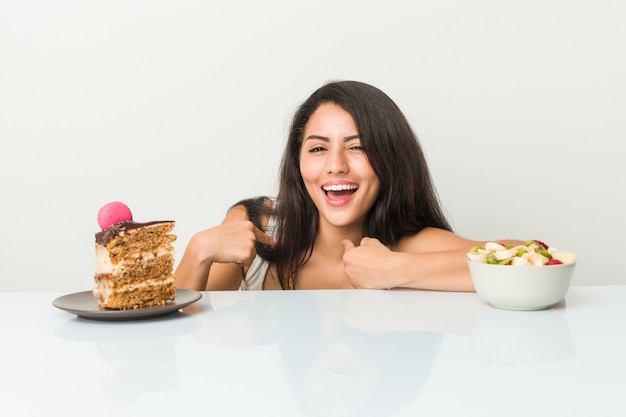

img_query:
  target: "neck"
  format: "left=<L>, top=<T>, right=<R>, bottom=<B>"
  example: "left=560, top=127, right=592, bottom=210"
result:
left=314, top=221, right=363, bottom=259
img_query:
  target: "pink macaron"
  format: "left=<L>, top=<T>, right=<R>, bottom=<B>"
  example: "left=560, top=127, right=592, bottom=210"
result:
left=97, top=201, right=133, bottom=230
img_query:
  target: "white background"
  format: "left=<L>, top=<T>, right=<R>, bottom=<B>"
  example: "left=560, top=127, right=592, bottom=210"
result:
left=1, top=0, right=624, bottom=292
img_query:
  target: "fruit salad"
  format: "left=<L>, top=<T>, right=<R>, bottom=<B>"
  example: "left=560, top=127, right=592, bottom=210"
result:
left=467, top=240, right=573, bottom=266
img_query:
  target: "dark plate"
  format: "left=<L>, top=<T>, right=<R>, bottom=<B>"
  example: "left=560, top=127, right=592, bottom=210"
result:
left=52, top=289, right=202, bottom=321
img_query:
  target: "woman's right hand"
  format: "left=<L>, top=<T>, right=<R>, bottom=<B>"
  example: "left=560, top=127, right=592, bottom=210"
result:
left=174, top=205, right=275, bottom=291
left=194, top=220, right=275, bottom=266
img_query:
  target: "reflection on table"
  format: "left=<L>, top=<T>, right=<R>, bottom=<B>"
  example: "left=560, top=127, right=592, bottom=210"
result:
left=54, top=312, right=203, bottom=406
left=193, top=290, right=444, bottom=417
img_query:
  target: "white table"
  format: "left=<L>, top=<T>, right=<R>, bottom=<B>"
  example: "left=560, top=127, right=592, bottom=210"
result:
left=2, top=287, right=625, bottom=417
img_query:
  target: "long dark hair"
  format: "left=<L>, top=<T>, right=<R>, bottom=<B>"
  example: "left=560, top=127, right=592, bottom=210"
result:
left=238, top=80, right=452, bottom=289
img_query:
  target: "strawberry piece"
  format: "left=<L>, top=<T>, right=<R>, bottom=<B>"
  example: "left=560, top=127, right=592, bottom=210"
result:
left=546, top=259, right=563, bottom=265
left=533, top=240, right=549, bottom=250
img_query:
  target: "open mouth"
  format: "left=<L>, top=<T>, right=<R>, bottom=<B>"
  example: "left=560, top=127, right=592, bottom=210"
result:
left=322, top=184, right=358, bottom=200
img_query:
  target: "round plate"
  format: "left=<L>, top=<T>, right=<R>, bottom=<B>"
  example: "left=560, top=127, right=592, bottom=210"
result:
left=52, top=289, right=202, bottom=321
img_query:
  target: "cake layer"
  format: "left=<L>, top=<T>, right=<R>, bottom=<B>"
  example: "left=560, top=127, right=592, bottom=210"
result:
left=96, top=221, right=175, bottom=245
left=95, top=247, right=174, bottom=285
left=94, top=276, right=176, bottom=309
left=97, top=221, right=176, bottom=264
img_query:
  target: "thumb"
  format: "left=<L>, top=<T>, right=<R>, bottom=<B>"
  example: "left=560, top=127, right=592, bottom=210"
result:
left=341, top=239, right=356, bottom=252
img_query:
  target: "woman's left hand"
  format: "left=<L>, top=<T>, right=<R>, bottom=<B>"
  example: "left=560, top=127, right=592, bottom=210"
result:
left=342, top=237, right=396, bottom=289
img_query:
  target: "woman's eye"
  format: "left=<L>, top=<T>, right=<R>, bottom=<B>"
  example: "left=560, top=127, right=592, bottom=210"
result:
left=309, top=146, right=326, bottom=153
left=349, top=145, right=363, bottom=151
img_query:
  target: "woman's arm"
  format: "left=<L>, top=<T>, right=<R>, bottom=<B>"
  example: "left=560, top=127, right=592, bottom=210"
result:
left=174, top=205, right=275, bottom=291
left=342, top=228, right=523, bottom=292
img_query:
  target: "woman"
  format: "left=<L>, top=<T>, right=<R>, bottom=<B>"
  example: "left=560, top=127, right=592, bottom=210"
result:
left=175, top=80, right=519, bottom=291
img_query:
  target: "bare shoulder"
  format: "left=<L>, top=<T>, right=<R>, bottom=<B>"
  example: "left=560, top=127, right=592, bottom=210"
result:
left=393, top=227, right=480, bottom=253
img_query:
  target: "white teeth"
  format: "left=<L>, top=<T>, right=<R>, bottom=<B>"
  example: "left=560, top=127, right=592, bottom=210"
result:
left=323, top=184, right=358, bottom=192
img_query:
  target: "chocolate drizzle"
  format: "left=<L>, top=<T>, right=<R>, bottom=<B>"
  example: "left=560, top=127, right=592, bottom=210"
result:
left=95, top=220, right=175, bottom=245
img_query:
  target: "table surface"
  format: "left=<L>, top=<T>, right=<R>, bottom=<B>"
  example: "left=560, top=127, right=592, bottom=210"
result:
left=2, top=286, right=625, bottom=417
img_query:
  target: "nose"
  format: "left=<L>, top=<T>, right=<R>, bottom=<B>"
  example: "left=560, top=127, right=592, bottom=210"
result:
left=326, top=148, right=349, bottom=174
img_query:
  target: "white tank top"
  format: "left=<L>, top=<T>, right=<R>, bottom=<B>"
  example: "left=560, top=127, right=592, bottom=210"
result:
left=238, top=215, right=276, bottom=291
left=239, top=254, right=269, bottom=291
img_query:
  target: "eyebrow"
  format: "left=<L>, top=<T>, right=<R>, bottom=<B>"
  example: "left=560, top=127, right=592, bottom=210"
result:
left=303, top=134, right=360, bottom=142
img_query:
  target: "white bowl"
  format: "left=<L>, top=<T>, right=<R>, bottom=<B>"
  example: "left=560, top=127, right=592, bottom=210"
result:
left=468, top=257, right=576, bottom=311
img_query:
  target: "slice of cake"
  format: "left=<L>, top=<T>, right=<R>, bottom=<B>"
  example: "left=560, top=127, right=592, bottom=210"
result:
left=93, top=202, right=176, bottom=309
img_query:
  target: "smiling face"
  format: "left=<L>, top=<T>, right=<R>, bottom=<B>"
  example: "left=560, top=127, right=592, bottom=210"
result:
left=299, top=103, right=380, bottom=232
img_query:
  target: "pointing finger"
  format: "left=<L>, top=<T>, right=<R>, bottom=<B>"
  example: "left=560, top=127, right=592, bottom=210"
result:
left=253, top=226, right=276, bottom=246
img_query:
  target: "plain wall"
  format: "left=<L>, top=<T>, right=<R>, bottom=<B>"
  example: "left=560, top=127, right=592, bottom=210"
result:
left=1, top=0, right=625, bottom=292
